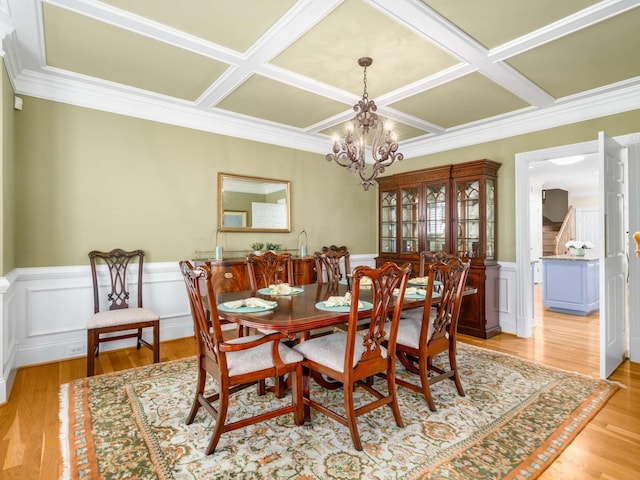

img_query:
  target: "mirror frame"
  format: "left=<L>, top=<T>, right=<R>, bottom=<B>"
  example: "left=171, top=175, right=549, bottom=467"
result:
left=218, top=172, right=291, bottom=233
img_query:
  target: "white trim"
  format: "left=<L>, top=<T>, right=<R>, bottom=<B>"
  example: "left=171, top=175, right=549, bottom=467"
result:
left=626, top=141, right=640, bottom=362
left=8, top=261, right=194, bottom=369
left=0, top=275, right=16, bottom=404
left=0, top=253, right=517, bottom=401
left=497, top=262, right=517, bottom=335
left=517, top=139, right=602, bottom=337
left=515, top=132, right=640, bottom=347
left=6, top=0, right=640, bottom=160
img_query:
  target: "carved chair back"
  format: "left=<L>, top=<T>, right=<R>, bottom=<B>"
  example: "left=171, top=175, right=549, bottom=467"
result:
left=89, top=248, right=145, bottom=313
left=314, top=248, right=351, bottom=284
left=246, top=251, right=295, bottom=289
left=178, top=260, right=304, bottom=454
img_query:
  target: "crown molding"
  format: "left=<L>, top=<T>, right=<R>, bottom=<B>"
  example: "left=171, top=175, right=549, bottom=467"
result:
left=399, top=81, right=640, bottom=158
left=12, top=66, right=640, bottom=161
left=13, top=69, right=330, bottom=154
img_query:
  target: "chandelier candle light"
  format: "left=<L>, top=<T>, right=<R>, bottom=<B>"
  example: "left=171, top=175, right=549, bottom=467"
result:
left=214, top=229, right=224, bottom=260
left=297, top=229, right=308, bottom=257
left=326, top=57, right=403, bottom=191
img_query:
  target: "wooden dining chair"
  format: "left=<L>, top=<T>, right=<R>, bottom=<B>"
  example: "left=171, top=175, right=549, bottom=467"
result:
left=322, top=245, right=348, bottom=253
left=387, top=251, right=470, bottom=411
left=179, top=261, right=304, bottom=455
left=246, top=251, right=295, bottom=289
left=417, top=250, right=444, bottom=291
left=400, top=249, right=448, bottom=325
left=86, top=248, right=160, bottom=376
left=314, top=247, right=350, bottom=284
left=245, top=251, right=294, bottom=337
left=293, top=262, right=411, bottom=451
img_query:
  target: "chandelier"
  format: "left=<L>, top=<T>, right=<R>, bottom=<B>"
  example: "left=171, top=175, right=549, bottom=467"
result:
left=326, top=57, right=403, bottom=191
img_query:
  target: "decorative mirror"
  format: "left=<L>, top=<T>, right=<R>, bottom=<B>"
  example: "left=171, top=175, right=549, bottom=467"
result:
left=218, top=172, right=291, bottom=232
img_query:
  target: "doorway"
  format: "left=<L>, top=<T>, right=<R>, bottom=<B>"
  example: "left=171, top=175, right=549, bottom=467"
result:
left=515, top=139, right=600, bottom=337
left=514, top=132, right=640, bottom=375
left=530, top=156, right=600, bottom=281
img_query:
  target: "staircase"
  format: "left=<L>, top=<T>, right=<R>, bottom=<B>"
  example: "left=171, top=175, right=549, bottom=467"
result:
left=542, top=206, right=575, bottom=256
left=543, top=218, right=562, bottom=256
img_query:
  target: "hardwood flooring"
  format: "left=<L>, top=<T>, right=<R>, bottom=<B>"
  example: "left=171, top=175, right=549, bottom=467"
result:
left=1, top=290, right=638, bottom=479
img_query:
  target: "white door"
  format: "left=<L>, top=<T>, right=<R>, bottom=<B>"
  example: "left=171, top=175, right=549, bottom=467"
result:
left=251, top=202, right=287, bottom=229
left=599, top=131, right=627, bottom=378
left=576, top=208, right=600, bottom=256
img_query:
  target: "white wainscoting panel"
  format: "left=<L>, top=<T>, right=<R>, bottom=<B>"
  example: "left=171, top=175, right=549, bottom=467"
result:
left=0, top=254, right=517, bottom=403
left=1, top=275, right=16, bottom=404
left=497, top=262, right=517, bottom=334
left=26, top=282, right=94, bottom=336
left=10, top=262, right=194, bottom=369
left=349, top=254, right=376, bottom=270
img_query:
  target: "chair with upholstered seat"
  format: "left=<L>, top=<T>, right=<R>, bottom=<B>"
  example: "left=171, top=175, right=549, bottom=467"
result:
left=417, top=250, right=444, bottom=293
left=387, top=251, right=470, bottom=411
left=86, top=248, right=160, bottom=376
left=179, top=260, right=303, bottom=454
left=245, top=251, right=295, bottom=340
left=314, top=247, right=350, bottom=284
left=246, top=251, right=294, bottom=289
left=293, top=262, right=411, bottom=451
left=401, top=250, right=445, bottom=324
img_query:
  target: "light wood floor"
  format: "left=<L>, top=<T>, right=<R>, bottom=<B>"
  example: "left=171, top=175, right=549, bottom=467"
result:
left=1, top=290, right=638, bottom=479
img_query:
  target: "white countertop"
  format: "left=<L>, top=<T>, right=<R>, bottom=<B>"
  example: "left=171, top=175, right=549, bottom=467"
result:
left=540, top=254, right=599, bottom=261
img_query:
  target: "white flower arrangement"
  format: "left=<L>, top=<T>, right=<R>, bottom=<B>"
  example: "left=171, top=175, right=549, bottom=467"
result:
left=565, top=240, right=594, bottom=249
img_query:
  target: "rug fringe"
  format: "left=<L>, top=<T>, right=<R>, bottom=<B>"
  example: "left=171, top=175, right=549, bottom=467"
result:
left=61, top=348, right=620, bottom=479
left=58, top=382, right=70, bottom=480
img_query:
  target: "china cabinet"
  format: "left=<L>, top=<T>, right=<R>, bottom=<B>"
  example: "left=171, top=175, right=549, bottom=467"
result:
left=375, top=159, right=501, bottom=338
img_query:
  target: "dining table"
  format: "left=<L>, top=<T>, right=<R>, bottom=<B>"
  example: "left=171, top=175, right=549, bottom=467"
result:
left=215, top=279, right=475, bottom=338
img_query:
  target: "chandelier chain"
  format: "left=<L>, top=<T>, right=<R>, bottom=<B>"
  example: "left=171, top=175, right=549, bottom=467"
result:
left=362, top=65, right=368, bottom=101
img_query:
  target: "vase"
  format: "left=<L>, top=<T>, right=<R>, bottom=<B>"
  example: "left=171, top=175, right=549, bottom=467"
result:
left=572, top=247, right=586, bottom=257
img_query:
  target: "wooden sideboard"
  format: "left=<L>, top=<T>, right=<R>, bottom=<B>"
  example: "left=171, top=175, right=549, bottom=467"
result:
left=194, top=257, right=317, bottom=292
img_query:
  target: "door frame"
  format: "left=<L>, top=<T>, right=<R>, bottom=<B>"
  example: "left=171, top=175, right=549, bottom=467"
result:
left=515, top=133, right=640, bottom=362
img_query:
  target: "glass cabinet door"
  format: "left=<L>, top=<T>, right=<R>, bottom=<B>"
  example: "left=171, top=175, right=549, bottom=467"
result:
left=485, top=178, right=496, bottom=259
left=425, top=183, right=448, bottom=252
left=455, top=180, right=481, bottom=257
left=380, top=190, right=397, bottom=253
left=400, top=187, right=419, bottom=254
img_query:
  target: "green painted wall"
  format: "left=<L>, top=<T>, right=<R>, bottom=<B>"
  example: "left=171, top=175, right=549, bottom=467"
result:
left=2, top=61, right=17, bottom=275
left=381, top=109, right=640, bottom=261
left=14, top=97, right=377, bottom=267
left=12, top=94, right=640, bottom=268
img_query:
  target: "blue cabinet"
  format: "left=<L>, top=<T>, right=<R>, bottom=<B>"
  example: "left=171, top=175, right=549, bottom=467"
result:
left=541, top=255, right=599, bottom=315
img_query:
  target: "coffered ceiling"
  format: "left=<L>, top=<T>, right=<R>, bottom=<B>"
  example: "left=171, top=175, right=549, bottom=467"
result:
left=1, top=0, right=639, bottom=159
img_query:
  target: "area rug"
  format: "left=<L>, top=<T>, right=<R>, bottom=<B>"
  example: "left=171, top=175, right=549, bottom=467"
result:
left=59, top=344, right=618, bottom=479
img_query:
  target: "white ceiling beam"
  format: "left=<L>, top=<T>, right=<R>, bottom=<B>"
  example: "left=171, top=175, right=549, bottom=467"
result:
left=489, top=0, right=640, bottom=61
left=198, top=0, right=341, bottom=109
left=369, top=0, right=555, bottom=107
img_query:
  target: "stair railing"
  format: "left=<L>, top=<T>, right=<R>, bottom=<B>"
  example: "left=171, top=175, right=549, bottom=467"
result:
left=555, top=206, right=575, bottom=255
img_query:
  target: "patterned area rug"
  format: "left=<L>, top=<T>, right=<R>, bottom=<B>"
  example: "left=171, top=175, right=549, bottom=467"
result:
left=59, top=344, right=618, bottom=479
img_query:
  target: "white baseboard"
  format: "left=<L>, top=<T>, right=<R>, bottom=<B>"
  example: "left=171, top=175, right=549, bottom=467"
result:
left=16, top=262, right=194, bottom=366
left=0, top=254, right=517, bottom=403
